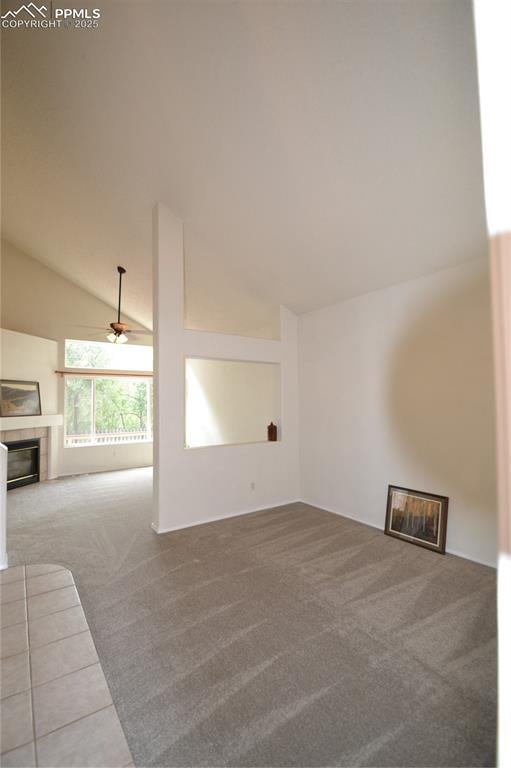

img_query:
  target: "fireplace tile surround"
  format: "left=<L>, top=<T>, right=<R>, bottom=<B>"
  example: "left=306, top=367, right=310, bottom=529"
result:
left=0, top=415, right=63, bottom=483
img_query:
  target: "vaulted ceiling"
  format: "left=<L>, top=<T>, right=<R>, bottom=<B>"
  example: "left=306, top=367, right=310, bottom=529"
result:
left=1, top=0, right=487, bottom=330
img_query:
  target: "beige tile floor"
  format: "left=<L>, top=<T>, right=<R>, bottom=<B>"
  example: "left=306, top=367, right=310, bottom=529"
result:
left=1, top=564, right=133, bottom=767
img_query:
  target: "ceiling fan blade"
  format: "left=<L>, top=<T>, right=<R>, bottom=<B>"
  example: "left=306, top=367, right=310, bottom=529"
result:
left=125, top=329, right=153, bottom=335
left=72, top=325, right=110, bottom=331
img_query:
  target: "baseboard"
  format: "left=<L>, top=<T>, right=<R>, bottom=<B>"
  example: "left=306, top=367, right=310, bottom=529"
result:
left=443, top=546, right=496, bottom=569
left=300, top=497, right=497, bottom=569
left=151, top=499, right=301, bottom=534
left=301, top=498, right=385, bottom=532
left=59, top=464, right=152, bottom=479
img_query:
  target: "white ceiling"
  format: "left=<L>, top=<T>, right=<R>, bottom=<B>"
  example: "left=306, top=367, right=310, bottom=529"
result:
left=1, top=0, right=487, bottom=329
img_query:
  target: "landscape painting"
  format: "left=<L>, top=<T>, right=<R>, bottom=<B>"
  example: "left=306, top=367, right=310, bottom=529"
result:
left=0, top=380, right=41, bottom=417
left=384, top=485, right=448, bottom=554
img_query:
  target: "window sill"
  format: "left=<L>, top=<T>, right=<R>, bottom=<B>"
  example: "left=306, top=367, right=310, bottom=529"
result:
left=184, top=440, right=280, bottom=450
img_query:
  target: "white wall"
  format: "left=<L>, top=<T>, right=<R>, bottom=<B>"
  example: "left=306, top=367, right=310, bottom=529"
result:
left=184, top=235, right=281, bottom=340
left=60, top=442, right=152, bottom=477
left=153, top=204, right=299, bottom=532
left=185, top=358, right=280, bottom=447
left=299, top=258, right=497, bottom=567
left=1, top=329, right=59, bottom=414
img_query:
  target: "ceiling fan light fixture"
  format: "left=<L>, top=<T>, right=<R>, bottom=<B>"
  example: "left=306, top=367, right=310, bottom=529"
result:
left=107, top=332, right=128, bottom=344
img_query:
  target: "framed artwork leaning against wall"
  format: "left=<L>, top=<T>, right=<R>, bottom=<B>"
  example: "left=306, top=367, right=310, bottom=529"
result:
left=384, top=485, right=449, bottom=554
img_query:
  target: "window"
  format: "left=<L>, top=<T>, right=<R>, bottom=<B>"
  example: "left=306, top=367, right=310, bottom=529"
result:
left=64, top=340, right=153, bottom=447
left=65, top=339, right=152, bottom=371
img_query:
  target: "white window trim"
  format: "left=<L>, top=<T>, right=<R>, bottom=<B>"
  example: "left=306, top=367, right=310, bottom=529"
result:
left=64, top=373, right=153, bottom=448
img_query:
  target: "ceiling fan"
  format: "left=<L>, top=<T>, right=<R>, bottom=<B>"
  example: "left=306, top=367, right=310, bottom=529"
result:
left=105, top=266, right=152, bottom=344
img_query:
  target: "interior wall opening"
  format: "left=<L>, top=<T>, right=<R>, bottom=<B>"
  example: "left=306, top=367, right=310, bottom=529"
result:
left=185, top=357, right=281, bottom=448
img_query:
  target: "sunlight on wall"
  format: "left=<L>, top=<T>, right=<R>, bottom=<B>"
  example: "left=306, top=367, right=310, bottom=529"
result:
left=185, top=358, right=280, bottom=448
left=474, top=0, right=511, bottom=235
left=185, top=365, right=224, bottom=447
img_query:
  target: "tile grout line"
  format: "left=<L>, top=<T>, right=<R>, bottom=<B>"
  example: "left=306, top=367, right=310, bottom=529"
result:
left=31, top=658, right=100, bottom=692
left=25, top=566, right=65, bottom=575
left=0, top=648, right=31, bottom=701
left=1, top=566, right=131, bottom=766
left=25, top=571, right=39, bottom=767
left=0, top=575, right=25, bottom=586
left=1, top=598, right=81, bottom=632
left=30, top=627, right=91, bottom=655
left=35, top=702, right=115, bottom=744
left=2, top=565, right=67, bottom=586
left=2, top=579, right=74, bottom=607
left=0, top=737, right=34, bottom=759
left=28, top=597, right=82, bottom=622
left=0, top=703, right=115, bottom=760
left=2, top=589, right=104, bottom=757
left=0, top=617, right=27, bottom=631
left=26, top=580, right=76, bottom=601
left=26, top=583, right=78, bottom=613
left=0, top=591, right=26, bottom=607
left=5, top=653, right=101, bottom=706
left=2, top=565, right=25, bottom=581
left=25, top=572, right=66, bottom=587
left=1, top=626, right=90, bottom=662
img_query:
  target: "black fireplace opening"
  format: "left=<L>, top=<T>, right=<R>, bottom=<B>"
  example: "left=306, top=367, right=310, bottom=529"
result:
left=6, top=438, right=40, bottom=490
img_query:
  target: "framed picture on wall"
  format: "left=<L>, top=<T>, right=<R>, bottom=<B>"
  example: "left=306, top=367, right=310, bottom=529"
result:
left=0, top=380, right=42, bottom=417
left=384, top=485, right=448, bottom=554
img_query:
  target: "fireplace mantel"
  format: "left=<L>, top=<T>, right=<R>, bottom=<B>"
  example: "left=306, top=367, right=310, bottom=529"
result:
left=0, top=414, right=63, bottom=431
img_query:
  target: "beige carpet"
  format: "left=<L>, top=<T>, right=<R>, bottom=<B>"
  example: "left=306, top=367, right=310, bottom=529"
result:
left=7, top=468, right=496, bottom=767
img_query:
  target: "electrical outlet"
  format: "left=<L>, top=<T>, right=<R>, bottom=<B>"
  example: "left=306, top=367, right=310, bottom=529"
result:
left=250, top=481, right=256, bottom=491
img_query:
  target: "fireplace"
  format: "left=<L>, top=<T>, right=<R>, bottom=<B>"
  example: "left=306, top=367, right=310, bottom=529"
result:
left=6, top=438, right=40, bottom=490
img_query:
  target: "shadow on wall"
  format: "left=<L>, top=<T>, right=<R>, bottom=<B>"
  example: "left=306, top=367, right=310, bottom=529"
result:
left=387, top=263, right=496, bottom=539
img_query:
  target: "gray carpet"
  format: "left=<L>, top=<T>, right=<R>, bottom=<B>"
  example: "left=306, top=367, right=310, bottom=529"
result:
left=7, top=468, right=496, bottom=767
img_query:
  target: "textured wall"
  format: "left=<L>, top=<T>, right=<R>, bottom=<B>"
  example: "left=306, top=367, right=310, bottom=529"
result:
left=299, top=259, right=496, bottom=566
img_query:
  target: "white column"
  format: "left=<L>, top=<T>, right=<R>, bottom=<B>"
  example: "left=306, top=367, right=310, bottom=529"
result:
left=490, top=237, right=511, bottom=768
left=152, top=202, right=299, bottom=534
left=474, top=2, right=511, bottom=764
left=152, top=203, right=185, bottom=532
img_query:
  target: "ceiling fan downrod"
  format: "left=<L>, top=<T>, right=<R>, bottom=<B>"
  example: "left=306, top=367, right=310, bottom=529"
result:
left=117, top=265, right=126, bottom=325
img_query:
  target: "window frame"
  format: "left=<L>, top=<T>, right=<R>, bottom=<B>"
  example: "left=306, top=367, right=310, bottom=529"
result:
left=64, top=373, right=153, bottom=448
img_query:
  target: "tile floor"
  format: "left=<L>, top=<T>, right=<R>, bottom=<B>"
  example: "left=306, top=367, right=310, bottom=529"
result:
left=1, top=564, right=133, bottom=767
